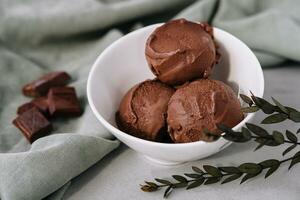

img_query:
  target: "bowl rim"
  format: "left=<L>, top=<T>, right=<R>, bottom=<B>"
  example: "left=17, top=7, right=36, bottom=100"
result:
left=87, top=23, right=265, bottom=148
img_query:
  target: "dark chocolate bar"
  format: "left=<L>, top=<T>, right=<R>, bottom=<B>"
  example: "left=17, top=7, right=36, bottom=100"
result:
left=48, top=87, right=82, bottom=117
left=22, top=71, right=71, bottom=97
left=13, top=107, right=52, bottom=143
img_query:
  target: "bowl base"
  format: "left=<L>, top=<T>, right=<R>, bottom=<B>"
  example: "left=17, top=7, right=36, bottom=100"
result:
left=143, top=155, right=186, bottom=166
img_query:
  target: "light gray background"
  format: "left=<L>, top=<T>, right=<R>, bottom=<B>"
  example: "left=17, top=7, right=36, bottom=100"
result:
left=65, top=64, right=300, bottom=200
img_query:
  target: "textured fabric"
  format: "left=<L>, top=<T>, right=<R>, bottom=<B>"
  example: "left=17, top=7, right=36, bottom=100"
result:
left=0, top=0, right=299, bottom=199
left=176, top=0, right=300, bottom=66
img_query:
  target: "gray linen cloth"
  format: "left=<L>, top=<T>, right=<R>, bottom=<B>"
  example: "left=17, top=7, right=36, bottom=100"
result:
left=0, top=0, right=299, bottom=199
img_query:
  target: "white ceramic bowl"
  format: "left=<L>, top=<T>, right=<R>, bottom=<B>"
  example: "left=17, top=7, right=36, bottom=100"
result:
left=87, top=23, right=264, bottom=165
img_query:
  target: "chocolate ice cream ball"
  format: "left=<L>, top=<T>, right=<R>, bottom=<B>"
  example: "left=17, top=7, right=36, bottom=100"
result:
left=167, top=79, right=244, bottom=143
left=145, top=19, right=218, bottom=85
left=116, top=80, right=175, bottom=142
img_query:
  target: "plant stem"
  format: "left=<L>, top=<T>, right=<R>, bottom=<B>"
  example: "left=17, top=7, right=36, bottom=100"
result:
left=280, top=153, right=300, bottom=163
left=251, top=135, right=300, bottom=145
left=146, top=153, right=300, bottom=191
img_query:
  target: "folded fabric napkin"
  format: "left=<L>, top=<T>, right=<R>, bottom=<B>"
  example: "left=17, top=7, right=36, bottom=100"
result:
left=0, top=0, right=299, bottom=199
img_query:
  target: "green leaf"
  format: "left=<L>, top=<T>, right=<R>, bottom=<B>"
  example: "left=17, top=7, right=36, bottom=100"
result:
left=204, top=177, right=221, bottom=185
left=186, top=178, right=205, bottom=190
left=264, top=139, right=280, bottom=147
left=241, top=127, right=252, bottom=141
left=253, top=138, right=269, bottom=151
left=255, top=138, right=281, bottom=148
left=140, top=185, right=158, bottom=192
left=155, top=178, right=171, bottom=185
left=241, top=106, right=259, bottom=113
left=272, top=131, right=284, bottom=144
left=259, top=159, right=280, bottom=169
left=290, top=111, right=300, bottom=122
left=217, top=124, right=234, bottom=133
left=173, top=182, right=188, bottom=188
left=240, top=94, right=253, bottom=106
left=203, top=165, right=222, bottom=177
left=261, top=113, right=288, bottom=124
left=246, top=123, right=269, bottom=137
left=250, top=94, right=275, bottom=114
left=145, top=181, right=158, bottom=188
left=286, top=130, right=298, bottom=143
left=254, top=138, right=266, bottom=144
left=219, top=166, right=240, bottom=174
left=221, top=173, right=242, bottom=184
left=258, top=98, right=276, bottom=114
left=250, top=93, right=260, bottom=105
left=238, top=163, right=262, bottom=174
left=240, top=173, right=260, bottom=184
left=172, top=175, right=187, bottom=183
left=163, top=185, right=173, bottom=198
left=254, top=142, right=265, bottom=151
left=223, top=132, right=247, bottom=143
left=192, top=166, right=204, bottom=174
left=255, top=137, right=277, bottom=146
left=265, top=164, right=280, bottom=178
left=282, top=144, right=297, bottom=156
left=272, top=97, right=288, bottom=114
left=285, top=106, right=299, bottom=113
left=289, top=151, right=300, bottom=170
left=184, top=173, right=202, bottom=179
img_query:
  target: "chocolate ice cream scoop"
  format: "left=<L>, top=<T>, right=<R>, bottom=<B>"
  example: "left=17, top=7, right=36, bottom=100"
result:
left=145, top=19, right=218, bottom=85
left=167, top=79, right=243, bottom=143
left=116, top=80, right=174, bottom=142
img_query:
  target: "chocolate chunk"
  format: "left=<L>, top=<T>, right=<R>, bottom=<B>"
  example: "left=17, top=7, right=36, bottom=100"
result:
left=31, top=97, right=49, bottom=114
left=13, top=107, right=52, bottom=143
left=48, top=87, right=82, bottom=117
left=17, top=102, right=35, bottom=115
left=17, top=97, right=49, bottom=115
left=22, top=71, right=71, bottom=97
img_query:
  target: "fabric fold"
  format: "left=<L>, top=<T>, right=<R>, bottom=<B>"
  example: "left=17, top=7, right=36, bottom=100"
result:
left=0, top=0, right=300, bottom=199
left=0, top=134, right=119, bottom=200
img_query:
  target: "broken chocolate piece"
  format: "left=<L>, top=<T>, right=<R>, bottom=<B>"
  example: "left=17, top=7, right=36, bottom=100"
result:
left=17, top=102, right=35, bottom=115
left=22, top=71, right=71, bottom=97
left=13, top=107, right=52, bottom=143
left=17, top=97, right=49, bottom=115
left=31, top=97, right=49, bottom=114
left=48, top=87, right=82, bottom=117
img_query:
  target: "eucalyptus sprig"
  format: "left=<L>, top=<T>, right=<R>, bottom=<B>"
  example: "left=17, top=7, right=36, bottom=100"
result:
left=141, top=151, right=300, bottom=198
left=240, top=93, right=300, bottom=124
left=216, top=123, right=300, bottom=155
left=141, top=94, right=300, bottom=198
